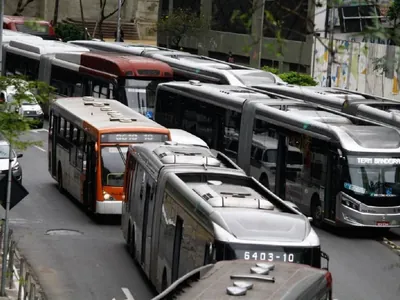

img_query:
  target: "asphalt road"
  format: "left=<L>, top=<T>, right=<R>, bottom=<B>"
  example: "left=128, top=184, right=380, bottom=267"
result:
left=2, top=127, right=156, bottom=300
left=1, top=125, right=400, bottom=300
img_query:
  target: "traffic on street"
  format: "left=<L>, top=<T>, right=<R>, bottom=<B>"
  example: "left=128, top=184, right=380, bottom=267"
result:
left=4, top=122, right=399, bottom=300
left=1, top=16, right=400, bottom=300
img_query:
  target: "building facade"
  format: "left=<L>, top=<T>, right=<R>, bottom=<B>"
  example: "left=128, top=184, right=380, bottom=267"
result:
left=4, top=0, right=159, bottom=39
left=157, top=0, right=317, bottom=72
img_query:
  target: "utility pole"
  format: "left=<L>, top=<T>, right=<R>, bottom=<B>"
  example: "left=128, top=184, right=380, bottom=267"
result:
left=326, top=0, right=335, bottom=87
left=0, top=0, right=4, bottom=70
left=257, top=0, right=265, bottom=69
left=116, top=0, right=122, bottom=42
left=1, top=144, right=13, bottom=296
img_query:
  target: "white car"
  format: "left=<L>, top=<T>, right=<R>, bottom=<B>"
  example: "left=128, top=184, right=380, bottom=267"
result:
left=0, top=140, right=23, bottom=183
left=1, top=85, right=44, bottom=128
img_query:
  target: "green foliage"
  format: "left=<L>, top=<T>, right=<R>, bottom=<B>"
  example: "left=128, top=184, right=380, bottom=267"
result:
left=55, top=23, right=85, bottom=42
left=154, top=8, right=208, bottom=47
left=0, top=76, right=55, bottom=149
left=261, top=66, right=279, bottom=74
left=388, top=0, right=400, bottom=24
left=278, top=72, right=318, bottom=86
left=261, top=67, right=317, bottom=86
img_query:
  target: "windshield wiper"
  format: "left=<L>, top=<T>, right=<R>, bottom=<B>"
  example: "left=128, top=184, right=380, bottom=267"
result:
left=116, top=144, right=126, bottom=166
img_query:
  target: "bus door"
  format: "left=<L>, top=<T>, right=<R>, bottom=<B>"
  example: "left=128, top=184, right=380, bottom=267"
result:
left=84, top=141, right=97, bottom=211
left=142, top=178, right=156, bottom=276
left=325, top=149, right=340, bottom=220
left=50, top=113, right=57, bottom=177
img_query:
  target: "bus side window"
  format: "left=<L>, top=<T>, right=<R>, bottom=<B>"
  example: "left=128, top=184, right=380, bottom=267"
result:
left=65, top=121, right=71, bottom=139
left=58, top=117, right=65, bottom=136
left=80, top=133, right=87, bottom=172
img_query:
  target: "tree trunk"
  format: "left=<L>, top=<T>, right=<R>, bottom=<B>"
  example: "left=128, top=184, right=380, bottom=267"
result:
left=14, top=0, right=35, bottom=16
left=97, top=0, right=126, bottom=40
left=53, top=0, right=60, bottom=25
left=79, top=0, right=87, bottom=39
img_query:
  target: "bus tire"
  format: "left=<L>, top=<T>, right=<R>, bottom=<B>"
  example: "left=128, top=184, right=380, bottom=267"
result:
left=311, top=195, right=323, bottom=228
left=57, top=164, right=64, bottom=193
left=260, top=174, right=269, bottom=189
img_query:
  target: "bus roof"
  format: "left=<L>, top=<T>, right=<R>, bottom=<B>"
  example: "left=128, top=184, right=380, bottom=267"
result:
left=53, top=51, right=173, bottom=77
left=252, top=84, right=400, bottom=130
left=153, top=261, right=331, bottom=300
left=68, top=40, right=283, bottom=85
left=7, top=39, right=89, bottom=55
left=253, top=102, right=400, bottom=152
left=68, top=40, right=165, bottom=55
left=51, top=96, right=169, bottom=133
left=158, top=81, right=271, bottom=110
left=168, top=129, right=209, bottom=148
left=130, top=143, right=315, bottom=243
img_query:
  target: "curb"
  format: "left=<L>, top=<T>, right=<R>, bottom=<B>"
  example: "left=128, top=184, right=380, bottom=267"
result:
left=382, top=238, right=400, bottom=256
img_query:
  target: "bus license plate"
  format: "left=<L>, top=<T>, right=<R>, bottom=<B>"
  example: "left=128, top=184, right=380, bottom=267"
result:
left=242, top=251, right=296, bottom=262
left=376, top=221, right=390, bottom=226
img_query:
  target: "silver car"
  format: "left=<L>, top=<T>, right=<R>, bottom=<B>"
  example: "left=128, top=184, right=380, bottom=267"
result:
left=0, top=141, right=23, bottom=183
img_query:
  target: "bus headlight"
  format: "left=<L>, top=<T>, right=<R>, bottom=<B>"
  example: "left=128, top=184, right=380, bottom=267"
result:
left=341, top=198, right=360, bottom=211
left=103, top=191, right=115, bottom=201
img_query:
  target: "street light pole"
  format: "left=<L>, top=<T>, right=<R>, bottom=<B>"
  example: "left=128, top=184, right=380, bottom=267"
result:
left=0, top=144, right=13, bottom=296
left=116, top=0, right=122, bottom=42
left=257, top=0, right=265, bottom=69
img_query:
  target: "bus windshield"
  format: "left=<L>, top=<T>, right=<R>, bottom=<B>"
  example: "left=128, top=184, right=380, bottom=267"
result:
left=100, top=146, right=128, bottom=187
left=124, top=79, right=167, bottom=116
left=342, top=155, right=400, bottom=205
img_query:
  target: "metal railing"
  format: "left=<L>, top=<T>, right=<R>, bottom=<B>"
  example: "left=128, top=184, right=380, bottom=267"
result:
left=0, top=224, right=44, bottom=300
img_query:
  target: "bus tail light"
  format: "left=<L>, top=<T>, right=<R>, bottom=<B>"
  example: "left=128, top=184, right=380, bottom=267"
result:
left=103, top=190, right=115, bottom=201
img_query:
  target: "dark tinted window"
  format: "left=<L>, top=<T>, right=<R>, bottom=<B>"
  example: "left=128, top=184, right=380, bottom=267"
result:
left=211, top=0, right=251, bottom=34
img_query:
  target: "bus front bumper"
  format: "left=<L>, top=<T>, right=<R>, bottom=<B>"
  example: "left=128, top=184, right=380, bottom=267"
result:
left=338, top=204, right=400, bottom=227
left=96, top=200, right=122, bottom=215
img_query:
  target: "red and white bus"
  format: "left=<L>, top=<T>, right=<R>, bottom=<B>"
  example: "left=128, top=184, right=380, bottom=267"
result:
left=48, top=96, right=171, bottom=216
left=3, top=40, right=174, bottom=116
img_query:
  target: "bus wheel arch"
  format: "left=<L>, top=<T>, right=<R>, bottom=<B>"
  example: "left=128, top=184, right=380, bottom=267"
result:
left=57, top=162, right=64, bottom=193
left=310, top=194, right=323, bottom=227
left=259, top=173, right=269, bottom=189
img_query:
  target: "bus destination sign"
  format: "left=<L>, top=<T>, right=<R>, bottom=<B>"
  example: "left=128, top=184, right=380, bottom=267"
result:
left=101, top=133, right=169, bottom=143
left=349, top=157, right=400, bottom=165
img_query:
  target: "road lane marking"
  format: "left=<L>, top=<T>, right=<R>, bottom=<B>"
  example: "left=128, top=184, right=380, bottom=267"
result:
left=112, top=288, right=135, bottom=300
left=34, top=145, right=46, bottom=152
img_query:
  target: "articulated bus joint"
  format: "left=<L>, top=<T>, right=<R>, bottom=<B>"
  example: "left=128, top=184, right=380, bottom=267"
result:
left=321, top=251, right=330, bottom=270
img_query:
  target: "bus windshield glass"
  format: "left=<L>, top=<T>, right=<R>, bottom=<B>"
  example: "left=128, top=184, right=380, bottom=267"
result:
left=124, top=79, right=167, bottom=116
left=100, top=146, right=128, bottom=187
left=343, top=156, right=400, bottom=205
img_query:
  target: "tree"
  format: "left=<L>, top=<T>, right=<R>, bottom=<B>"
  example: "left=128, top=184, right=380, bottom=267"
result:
left=155, top=8, right=208, bottom=48
left=53, top=0, right=60, bottom=25
left=79, top=0, right=88, bottom=39
left=14, top=0, right=36, bottom=16
left=0, top=76, right=54, bottom=150
left=93, top=0, right=127, bottom=40
left=388, top=0, right=400, bottom=27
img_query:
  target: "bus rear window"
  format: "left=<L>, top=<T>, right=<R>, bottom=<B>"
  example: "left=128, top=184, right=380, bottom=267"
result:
left=15, top=23, right=49, bottom=35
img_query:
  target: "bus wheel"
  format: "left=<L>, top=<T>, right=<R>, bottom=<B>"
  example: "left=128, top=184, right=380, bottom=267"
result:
left=57, top=165, right=64, bottom=193
left=311, top=196, right=323, bottom=227
left=260, top=174, right=269, bottom=189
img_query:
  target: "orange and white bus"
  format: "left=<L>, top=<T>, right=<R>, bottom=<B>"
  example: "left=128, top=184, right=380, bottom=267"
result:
left=48, top=96, right=170, bottom=216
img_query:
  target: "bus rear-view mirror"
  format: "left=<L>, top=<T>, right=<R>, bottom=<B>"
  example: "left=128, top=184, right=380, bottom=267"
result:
left=17, top=153, right=23, bottom=158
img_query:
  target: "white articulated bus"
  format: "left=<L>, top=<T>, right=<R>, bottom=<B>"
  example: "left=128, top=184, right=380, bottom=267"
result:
left=153, top=81, right=400, bottom=229
left=68, top=40, right=285, bottom=85
left=122, top=142, right=326, bottom=292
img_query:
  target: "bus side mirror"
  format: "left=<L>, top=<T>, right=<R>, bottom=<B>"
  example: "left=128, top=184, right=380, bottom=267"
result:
left=17, top=153, right=23, bottom=158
